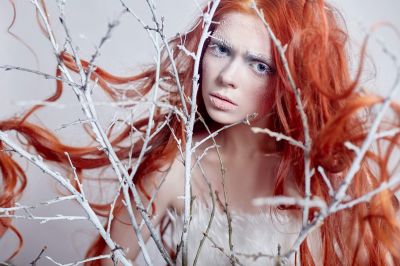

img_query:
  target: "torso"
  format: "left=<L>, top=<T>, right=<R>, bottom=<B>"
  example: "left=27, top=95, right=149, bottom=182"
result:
left=190, top=149, right=283, bottom=213
left=170, top=201, right=303, bottom=266
left=162, top=133, right=313, bottom=265
left=170, top=132, right=302, bottom=214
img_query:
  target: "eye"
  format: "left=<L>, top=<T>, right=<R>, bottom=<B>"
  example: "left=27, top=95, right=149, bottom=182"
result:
left=250, top=61, right=272, bottom=76
left=208, top=43, right=230, bottom=57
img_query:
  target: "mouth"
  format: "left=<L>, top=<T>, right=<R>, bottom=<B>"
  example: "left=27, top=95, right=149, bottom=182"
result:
left=209, top=92, right=238, bottom=111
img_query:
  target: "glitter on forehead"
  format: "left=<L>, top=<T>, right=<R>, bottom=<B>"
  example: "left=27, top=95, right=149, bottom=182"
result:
left=208, top=12, right=274, bottom=67
left=215, top=14, right=269, bottom=37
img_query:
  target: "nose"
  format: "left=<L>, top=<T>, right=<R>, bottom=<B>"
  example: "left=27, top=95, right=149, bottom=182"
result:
left=218, top=58, right=240, bottom=89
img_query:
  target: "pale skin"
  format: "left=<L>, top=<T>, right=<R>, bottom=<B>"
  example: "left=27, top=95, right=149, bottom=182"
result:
left=103, top=12, right=300, bottom=265
left=0, top=4, right=392, bottom=265
left=100, top=11, right=381, bottom=266
left=100, top=12, right=299, bottom=265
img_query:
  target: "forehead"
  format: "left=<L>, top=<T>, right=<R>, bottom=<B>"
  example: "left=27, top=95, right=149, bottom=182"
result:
left=213, top=12, right=271, bottom=53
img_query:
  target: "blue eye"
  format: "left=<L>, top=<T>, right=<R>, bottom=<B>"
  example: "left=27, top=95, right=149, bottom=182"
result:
left=250, top=61, right=271, bottom=76
left=208, top=43, right=230, bottom=57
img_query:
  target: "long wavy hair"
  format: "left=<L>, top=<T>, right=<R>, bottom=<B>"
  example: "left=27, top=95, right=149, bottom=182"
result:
left=1, top=0, right=400, bottom=265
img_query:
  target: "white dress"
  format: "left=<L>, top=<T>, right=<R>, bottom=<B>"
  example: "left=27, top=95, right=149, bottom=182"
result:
left=169, top=202, right=306, bottom=266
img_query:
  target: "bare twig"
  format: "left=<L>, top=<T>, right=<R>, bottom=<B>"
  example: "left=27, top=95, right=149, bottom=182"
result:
left=203, top=233, right=244, bottom=266
left=121, top=184, right=153, bottom=265
left=317, top=166, right=335, bottom=197
left=0, top=131, right=131, bottom=265
left=0, top=65, right=78, bottom=87
left=192, top=115, right=253, bottom=152
left=45, top=254, right=112, bottom=266
left=252, top=196, right=327, bottom=214
left=335, top=174, right=400, bottom=212
left=251, top=2, right=312, bottom=227
left=30, top=1, right=173, bottom=263
left=374, top=128, right=400, bottom=139
left=195, top=112, right=238, bottom=264
left=0, top=214, right=87, bottom=224
left=120, top=0, right=189, bottom=118
left=181, top=2, right=221, bottom=265
left=30, top=246, right=47, bottom=266
left=106, top=185, right=122, bottom=236
left=138, top=169, right=169, bottom=230
left=65, top=152, right=85, bottom=198
left=235, top=251, right=274, bottom=261
left=251, top=127, right=306, bottom=150
left=0, top=195, right=77, bottom=214
left=127, top=38, right=163, bottom=183
left=192, top=161, right=216, bottom=266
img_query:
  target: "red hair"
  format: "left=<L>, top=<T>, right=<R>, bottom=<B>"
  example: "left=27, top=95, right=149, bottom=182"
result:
left=1, top=0, right=400, bottom=265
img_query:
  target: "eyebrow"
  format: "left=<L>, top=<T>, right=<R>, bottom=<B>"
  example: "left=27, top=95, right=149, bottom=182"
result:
left=210, top=34, right=274, bottom=65
left=210, top=35, right=233, bottom=50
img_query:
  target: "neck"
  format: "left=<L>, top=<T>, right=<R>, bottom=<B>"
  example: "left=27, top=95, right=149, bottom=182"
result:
left=210, top=115, right=279, bottom=158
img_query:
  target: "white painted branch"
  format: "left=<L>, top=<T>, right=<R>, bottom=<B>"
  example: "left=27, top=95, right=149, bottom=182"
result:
left=128, top=36, right=162, bottom=182
left=335, top=174, right=400, bottom=212
left=120, top=0, right=189, bottom=118
left=177, top=44, right=196, bottom=60
left=106, top=186, right=122, bottom=237
left=281, top=45, right=400, bottom=265
left=192, top=115, right=250, bottom=152
left=46, top=254, right=112, bottom=266
left=0, top=195, right=77, bottom=214
left=138, top=173, right=168, bottom=230
left=375, top=128, right=400, bottom=139
left=0, top=131, right=131, bottom=265
left=317, top=166, right=335, bottom=197
left=30, top=2, right=172, bottom=263
left=182, top=2, right=220, bottom=265
left=344, top=141, right=361, bottom=155
left=0, top=214, right=88, bottom=224
left=0, top=65, right=78, bottom=87
left=251, top=1, right=312, bottom=227
left=65, top=152, right=85, bottom=198
left=253, top=196, right=327, bottom=214
left=251, top=127, right=306, bottom=150
left=332, top=69, right=400, bottom=208
left=121, top=184, right=153, bottom=266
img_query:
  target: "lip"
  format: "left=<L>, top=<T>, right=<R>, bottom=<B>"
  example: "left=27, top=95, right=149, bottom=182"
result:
left=209, top=92, right=238, bottom=111
left=210, top=92, right=237, bottom=105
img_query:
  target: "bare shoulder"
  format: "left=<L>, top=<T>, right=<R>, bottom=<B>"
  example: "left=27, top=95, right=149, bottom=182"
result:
left=101, top=157, right=185, bottom=265
left=147, top=156, right=185, bottom=214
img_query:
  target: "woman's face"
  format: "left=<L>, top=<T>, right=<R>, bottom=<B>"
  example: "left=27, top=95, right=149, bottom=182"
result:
left=201, top=12, right=275, bottom=125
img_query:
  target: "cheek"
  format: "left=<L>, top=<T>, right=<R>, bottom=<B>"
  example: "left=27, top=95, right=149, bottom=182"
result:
left=202, top=54, right=213, bottom=74
left=253, top=84, right=273, bottom=114
left=201, top=57, right=211, bottom=90
left=201, top=54, right=222, bottom=84
left=201, top=55, right=213, bottom=101
left=201, top=55, right=223, bottom=103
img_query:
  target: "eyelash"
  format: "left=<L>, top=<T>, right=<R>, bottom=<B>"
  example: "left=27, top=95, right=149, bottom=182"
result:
left=208, top=43, right=230, bottom=57
left=207, top=42, right=273, bottom=76
left=250, top=62, right=272, bottom=76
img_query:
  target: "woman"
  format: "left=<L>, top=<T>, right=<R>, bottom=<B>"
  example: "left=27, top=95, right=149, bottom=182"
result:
left=1, top=0, right=400, bottom=265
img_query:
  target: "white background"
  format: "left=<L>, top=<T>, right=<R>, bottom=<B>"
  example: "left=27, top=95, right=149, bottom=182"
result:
left=0, top=0, right=400, bottom=265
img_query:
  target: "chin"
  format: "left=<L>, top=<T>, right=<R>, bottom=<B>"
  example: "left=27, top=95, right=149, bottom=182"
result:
left=207, top=110, right=242, bottom=125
